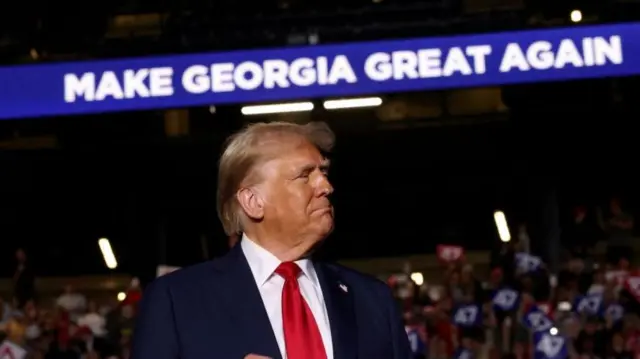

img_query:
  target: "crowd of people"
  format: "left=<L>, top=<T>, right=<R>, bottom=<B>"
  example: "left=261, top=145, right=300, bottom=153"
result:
left=0, top=198, right=636, bottom=359
left=1, top=258, right=142, bottom=359
left=396, top=198, right=639, bottom=359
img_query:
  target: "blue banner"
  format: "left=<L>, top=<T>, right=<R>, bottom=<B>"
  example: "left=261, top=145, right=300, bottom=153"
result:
left=0, top=23, right=638, bottom=119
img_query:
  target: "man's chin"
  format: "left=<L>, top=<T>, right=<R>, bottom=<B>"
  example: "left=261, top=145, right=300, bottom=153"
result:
left=312, top=224, right=333, bottom=241
left=318, top=216, right=334, bottom=235
left=305, top=221, right=333, bottom=250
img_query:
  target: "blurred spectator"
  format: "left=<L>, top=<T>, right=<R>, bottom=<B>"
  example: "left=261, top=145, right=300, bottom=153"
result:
left=396, top=274, right=416, bottom=310
left=56, top=286, right=86, bottom=321
left=604, top=197, right=635, bottom=264
left=588, top=270, right=606, bottom=295
left=513, top=293, right=534, bottom=359
left=574, top=316, right=607, bottom=358
left=0, top=297, right=13, bottom=331
left=54, top=307, right=72, bottom=352
left=23, top=300, right=41, bottom=341
left=517, top=224, right=531, bottom=254
left=103, top=304, right=135, bottom=359
left=564, top=205, right=602, bottom=258
left=13, top=248, right=35, bottom=309
left=609, top=332, right=633, bottom=359
left=431, top=296, right=456, bottom=359
left=493, top=242, right=517, bottom=288
left=72, top=323, right=113, bottom=359
left=458, top=292, right=484, bottom=355
left=5, top=317, right=26, bottom=347
left=461, top=264, right=485, bottom=303
left=77, top=301, right=106, bottom=338
left=405, top=311, right=427, bottom=359
left=558, top=257, right=592, bottom=296
left=122, top=279, right=142, bottom=307
left=448, top=270, right=465, bottom=303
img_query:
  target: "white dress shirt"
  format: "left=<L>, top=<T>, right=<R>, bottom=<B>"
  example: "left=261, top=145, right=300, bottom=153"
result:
left=241, top=235, right=334, bottom=359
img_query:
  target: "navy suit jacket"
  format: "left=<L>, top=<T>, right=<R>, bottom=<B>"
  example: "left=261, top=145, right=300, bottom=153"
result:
left=131, top=243, right=411, bottom=359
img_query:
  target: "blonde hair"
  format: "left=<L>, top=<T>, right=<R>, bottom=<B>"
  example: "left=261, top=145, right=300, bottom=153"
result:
left=217, top=121, right=335, bottom=235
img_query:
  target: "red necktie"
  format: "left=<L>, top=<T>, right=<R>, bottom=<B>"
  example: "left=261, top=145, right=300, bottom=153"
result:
left=275, top=262, right=328, bottom=359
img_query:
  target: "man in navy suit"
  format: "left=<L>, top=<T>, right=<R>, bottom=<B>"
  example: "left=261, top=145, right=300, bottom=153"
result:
left=131, top=121, right=411, bottom=359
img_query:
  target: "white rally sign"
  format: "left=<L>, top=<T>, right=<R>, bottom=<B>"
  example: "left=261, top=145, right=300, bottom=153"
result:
left=0, top=341, right=26, bottom=359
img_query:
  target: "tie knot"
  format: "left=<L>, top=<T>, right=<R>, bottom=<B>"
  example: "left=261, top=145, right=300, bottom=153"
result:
left=275, top=262, right=301, bottom=281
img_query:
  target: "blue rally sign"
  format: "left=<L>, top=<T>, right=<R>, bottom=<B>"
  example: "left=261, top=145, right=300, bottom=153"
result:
left=0, top=22, right=637, bottom=119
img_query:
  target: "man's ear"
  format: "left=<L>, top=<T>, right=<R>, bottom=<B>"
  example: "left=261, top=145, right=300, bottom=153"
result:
left=236, top=187, right=265, bottom=220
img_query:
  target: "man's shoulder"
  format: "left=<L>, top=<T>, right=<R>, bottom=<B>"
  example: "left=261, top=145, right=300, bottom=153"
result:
left=320, top=262, right=390, bottom=295
left=147, top=258, right=223, bottom=291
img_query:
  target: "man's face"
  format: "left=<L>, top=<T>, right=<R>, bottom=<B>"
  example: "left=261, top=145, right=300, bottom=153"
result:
left=259, top=139, right=334, bottom=243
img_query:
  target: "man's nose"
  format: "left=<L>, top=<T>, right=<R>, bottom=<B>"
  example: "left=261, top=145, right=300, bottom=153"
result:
left=315, top=173, right=333, bottom=196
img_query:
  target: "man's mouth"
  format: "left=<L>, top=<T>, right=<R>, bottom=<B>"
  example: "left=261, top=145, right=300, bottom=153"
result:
left=314, top=207, right=333, bottom=215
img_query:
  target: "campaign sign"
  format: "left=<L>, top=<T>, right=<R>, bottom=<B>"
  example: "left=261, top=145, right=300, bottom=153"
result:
left=436, top=244, right=464, bottom=262
left=524, top=306, right=554, bottom=332
left=493, top=288, right=520, bottom=311
left=0, top=22, right=638, bottom=119
left=453, top=304, right=482, bottom=327
left=574, top=294, right=603, bottom=315
left=515, top=252, right=543, bottom=273
left=0, top=341, right=26, bottom=359
left=534, top=332, right=567, bottom=359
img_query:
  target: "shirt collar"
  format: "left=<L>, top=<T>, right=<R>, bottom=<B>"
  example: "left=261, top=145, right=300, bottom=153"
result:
left=240, top=234, right=319, bottom=288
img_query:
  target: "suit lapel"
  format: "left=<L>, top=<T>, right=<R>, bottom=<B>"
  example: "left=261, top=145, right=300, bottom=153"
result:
left=315, top=262, right=358, bottom=359
left=207, top=244, right=282, bottom=359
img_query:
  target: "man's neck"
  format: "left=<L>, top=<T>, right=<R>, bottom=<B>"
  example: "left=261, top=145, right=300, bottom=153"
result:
left=243, top=230, right=310, bottom=262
